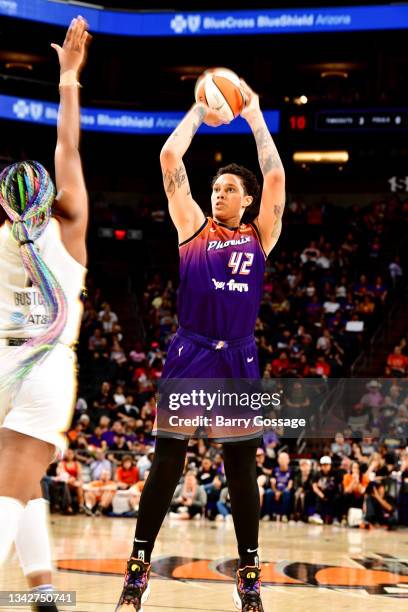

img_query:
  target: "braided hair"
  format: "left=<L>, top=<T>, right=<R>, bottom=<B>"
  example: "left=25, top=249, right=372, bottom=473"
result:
left=0, top=161, right=68, bottom=390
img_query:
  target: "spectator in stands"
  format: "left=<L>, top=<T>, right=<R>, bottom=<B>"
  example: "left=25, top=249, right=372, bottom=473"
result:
left=98, top=302, right=118, bottom=332
left=204, top=475, right=224, bottom=520
left=129, top=340, right=147, bottom=365
left=360, top=380, right=385, bottom=415
left=271, top=351, right=291, bottom=377
left=59, top=449, right=85, bottom=514
left=398, top=452, right=408, bottom=526
left=256, top=448, right=272, bottom=479
left=109, top=432, right=133, bottom=453
left=331, top=432, right=352, bottom=459
left=360, top=431, right=378, bottom=457
left=197, top=457, right=217, bottom=487
left=347, top=402, right=371, bottom=435
left=92, top=381, right=115, bottom=418
left=284, top=382, right=310, bottom=418
left=88, top=328, right=107, bottom=353
left=88, top=426, right=107, bottom=450
left=117, top=395, right=140, bottom=421
left=110, top=338, right=127, bottom=369
left=314, top=355, right=331, bottom=378
left=310, top=456, right=341, bottom=525
left=90, top=449, right=112, bottom=480
left=263, top=452, right=293, bottom=522
left=372, top=275, right=388, bottom=303
left=83, top=469, right=117, bottom=516
left=363, top=481, right=397, bottom=530
left=293, top=459, right=315, bottom=522
left=113, top=384, right=126, bottom=408
left=388, top=255, right=403, bottom=288
left=216, top=486, right=232, bottom=522
left=300, top=241, right=320, bottom=266
left=137, top=447, right=155, bottom=479
left=342, top=461, right=369, bottom=518
left=116, top=455, right=139, bottom=489
left=170, top=471, right=207, bottom=520
left=386, top=346, right=407, bottom=377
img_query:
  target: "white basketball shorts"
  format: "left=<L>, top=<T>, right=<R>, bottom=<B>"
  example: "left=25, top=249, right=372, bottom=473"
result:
left=0, top=343, right=77, bottom=454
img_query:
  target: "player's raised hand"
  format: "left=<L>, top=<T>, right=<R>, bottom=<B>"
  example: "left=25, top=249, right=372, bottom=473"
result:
left=195, top=102, right=230, bottom=128
left=240, top=79, right=261, bottom=121
left=51, top=16, right=91, bottom=74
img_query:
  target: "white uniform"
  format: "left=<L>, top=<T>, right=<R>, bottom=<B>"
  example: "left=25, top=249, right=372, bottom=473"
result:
left=0, top=219, right=86, bottom=452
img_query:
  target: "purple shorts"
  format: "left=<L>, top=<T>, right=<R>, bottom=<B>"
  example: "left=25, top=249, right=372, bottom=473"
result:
left=162, top=326, right=259, bottom=379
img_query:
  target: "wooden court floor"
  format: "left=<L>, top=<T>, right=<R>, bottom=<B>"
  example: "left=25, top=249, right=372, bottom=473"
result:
left=2, top=515, right=408, bottom=611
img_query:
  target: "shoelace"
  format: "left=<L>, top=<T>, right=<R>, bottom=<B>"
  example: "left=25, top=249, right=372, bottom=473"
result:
left=124, top=571, right=146, bottom=591
left=242, top=589, right=262, bottom=606
left=240, top=574, right=262, bottom=610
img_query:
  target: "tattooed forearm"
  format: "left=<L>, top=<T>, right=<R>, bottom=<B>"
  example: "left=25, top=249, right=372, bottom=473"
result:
left=162, top=163, right=188, bottom=199
left=191, top=105, right=206, bottom=139
left=254, top=126, right=284, bottom=176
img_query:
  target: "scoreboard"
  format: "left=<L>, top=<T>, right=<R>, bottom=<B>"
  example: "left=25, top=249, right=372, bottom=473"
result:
left=287, top=108, right=408, bottom=133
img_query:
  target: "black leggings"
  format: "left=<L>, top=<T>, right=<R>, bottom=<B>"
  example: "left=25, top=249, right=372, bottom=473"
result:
left=134, top=438, right=259, bottom=561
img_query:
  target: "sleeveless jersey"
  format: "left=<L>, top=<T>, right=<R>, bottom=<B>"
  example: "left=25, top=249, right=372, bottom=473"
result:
left=0, top=219, right=86, bottom=345
left=177, top=217, right=266, bottom=340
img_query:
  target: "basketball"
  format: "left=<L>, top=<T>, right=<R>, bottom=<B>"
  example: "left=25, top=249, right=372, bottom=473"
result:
left=194, top=67, right=244, bottom=123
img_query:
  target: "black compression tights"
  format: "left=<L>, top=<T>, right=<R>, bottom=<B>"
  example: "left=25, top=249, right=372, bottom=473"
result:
left=132, top=437, right=260, bottom=565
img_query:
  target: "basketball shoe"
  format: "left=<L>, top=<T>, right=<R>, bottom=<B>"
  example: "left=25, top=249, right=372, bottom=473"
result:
left=233, top=565, right=264, bottom=611
left=115, top=557, right=151, bottom=611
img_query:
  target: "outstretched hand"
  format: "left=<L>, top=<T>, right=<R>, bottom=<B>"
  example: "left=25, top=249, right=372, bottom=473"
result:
left=51, top=16, right=91, bottom=74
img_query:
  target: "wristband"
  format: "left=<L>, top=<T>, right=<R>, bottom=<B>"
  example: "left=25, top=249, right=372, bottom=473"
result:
left=59, top=69, right=81, bottom=88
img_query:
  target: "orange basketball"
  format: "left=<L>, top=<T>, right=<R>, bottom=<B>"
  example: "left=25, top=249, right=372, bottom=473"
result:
left=194, top=67, right=244, bottom=122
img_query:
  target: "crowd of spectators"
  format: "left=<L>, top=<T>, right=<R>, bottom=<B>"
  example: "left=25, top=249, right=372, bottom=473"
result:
left=44, top=433, right=408, bottom=529
left=55, top=196, right=407, bottom=529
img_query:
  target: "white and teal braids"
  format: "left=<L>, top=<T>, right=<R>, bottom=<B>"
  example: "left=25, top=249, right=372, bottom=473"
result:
left=0, top=161, right=68, bottom=390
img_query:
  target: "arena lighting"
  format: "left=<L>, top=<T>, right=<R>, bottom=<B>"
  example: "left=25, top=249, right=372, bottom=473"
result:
left=321, top=71, right=349, bottom=78
left=293, top=151, right=349, bottom=164
left=294, top=95, right=308, bottom=105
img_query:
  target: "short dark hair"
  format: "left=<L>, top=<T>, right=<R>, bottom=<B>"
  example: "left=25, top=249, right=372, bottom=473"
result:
left=212, top=163, right=261, bottom=221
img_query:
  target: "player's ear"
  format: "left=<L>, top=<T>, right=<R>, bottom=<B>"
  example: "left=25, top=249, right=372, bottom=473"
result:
left=243, top=195, right=253, bottom=209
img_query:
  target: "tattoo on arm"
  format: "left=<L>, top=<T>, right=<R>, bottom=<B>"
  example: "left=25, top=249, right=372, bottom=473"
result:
left=162, top=163, right=189, bottom=199
left=274, top=204, right=283, bottom=218
left=191, top=105, right=206, bottom=140
left=254, top=126, right=283, bottom=176
left=271, top=219, right=282, bottom=242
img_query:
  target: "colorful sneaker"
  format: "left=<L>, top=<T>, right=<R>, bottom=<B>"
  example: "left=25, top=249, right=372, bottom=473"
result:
left=233, top=565, right=264, bottom=611
left=115, top=557, right=151, bottom=611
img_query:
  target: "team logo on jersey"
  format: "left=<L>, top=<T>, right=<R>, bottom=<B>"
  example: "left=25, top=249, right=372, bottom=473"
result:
left=208, top=236, right=251, bottom=251
left=10, top=311, right=26, bottom=325
left=212, top=278, right=248, bottom=293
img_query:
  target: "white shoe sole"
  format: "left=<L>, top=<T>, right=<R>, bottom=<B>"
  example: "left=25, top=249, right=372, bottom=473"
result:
left=140, top=583, right=151, bottom=611
left=232, top=585, right=264, bottom=611
left=232, top=585, right=242, bottom=610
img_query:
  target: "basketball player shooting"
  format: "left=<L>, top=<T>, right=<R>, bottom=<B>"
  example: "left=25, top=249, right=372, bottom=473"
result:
left=0, top=17, right=90, bottom=612
left=117, top=79, right=285, bottom=612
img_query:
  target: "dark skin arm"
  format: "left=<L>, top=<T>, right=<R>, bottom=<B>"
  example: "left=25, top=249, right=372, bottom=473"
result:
left=51, top=16, right=91, bottom=266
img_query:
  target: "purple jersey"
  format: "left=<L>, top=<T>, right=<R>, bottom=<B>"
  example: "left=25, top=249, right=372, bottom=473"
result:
left=273, top=467, right=292, bottom=491
left=178, top=217, right=266, bottom=340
